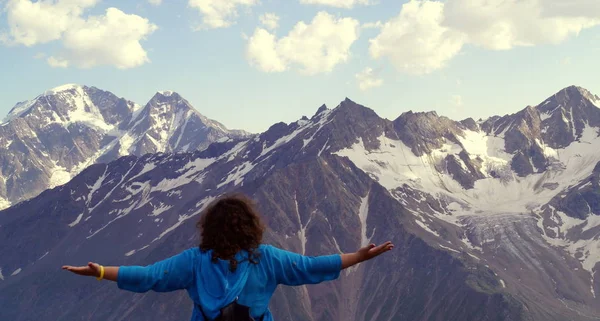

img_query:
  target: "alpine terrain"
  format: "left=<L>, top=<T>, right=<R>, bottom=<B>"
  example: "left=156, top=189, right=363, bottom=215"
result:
left=0, top=84, right=250, bottom=209
left=0, top=85, right=599, bottom=321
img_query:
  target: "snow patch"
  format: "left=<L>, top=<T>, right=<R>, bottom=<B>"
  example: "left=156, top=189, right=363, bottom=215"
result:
left=150, top=202, right=172, bottom=216
left=141, top=196, right=216, bottom=248
left=86, top=169, right=108, bottom=207
left=217, top=161, right=255, bottom=188
left=539, top=112, right=552, bottom=121
left=47, top=83, right=80, bottom=94
left=294, top=193, right=312, bottom=255
left=38, top=251, right=50, bottom=260
left=439, top=244, right=460, bottom=253
left=0, top=197, right=11, bottom=210
left=153, top=157, right=215, bottom=193
left=447, top=202, right=463, bottom=212
left=591, top=271, right=596, bottom=298
left=3, top=139, right=12, bottom=149
left=11, top=268, right=21, bottom=276
left=332, top=236, right=342, bottom=253
left=415, top=219, right=440, bottom=237
left=466, top=252, right=481, bottom=260
left=49, top=85, right=115, bottom=131
left=460, top=237, right=483, bottom=252
left=499, top=279, right=506, bottom=288
left=583, top=215, right=600, bottom=233
left=543, top=221, right=599, bottom=277
left=336, top=127, right=600, bottom=217
left=49, top=164, right=71, bottom=188
left=0, top=268, right=4, bottom=280
left=358, top=192, right=373, bottom=247
left=68, top=213, right=84, bottom=227
left=118, top=132, right=137, bottom=156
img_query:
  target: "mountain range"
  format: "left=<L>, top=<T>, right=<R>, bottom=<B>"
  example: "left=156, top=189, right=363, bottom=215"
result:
left=0, top=85, right=599, bottom=320
left=0, top=84, right=250, bottom=209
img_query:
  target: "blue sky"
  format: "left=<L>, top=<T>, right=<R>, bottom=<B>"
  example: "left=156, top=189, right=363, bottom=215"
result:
left=1, top=0, right=599, bottom=133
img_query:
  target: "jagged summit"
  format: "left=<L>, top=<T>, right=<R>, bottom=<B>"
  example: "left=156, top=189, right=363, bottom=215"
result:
left=44, top=83, right=83, bottom=95
left=144, top=90, right=192, bottom=113
left=151, top=90, right=185, bottom=102
left=0, top=84, right=251, bottom=208
left=314, top=104, right=328, bottom=117
left=157, top=90, right=175, bottom=97
left=558, top=85, right=598, bottom=100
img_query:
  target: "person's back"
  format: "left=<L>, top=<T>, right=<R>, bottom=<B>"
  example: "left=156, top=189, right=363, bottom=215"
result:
left=63, top=193, right=394, bottom=321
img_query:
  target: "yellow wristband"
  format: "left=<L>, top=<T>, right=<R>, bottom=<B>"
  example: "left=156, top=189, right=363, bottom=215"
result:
left=96, top=265, right=105, bottom=281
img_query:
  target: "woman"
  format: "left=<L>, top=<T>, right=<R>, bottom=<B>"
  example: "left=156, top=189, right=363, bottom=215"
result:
left=62, top=193, right=394, bottom=321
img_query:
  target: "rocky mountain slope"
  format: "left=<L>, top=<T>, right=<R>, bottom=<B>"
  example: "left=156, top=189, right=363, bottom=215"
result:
left=0, top=85, right=599, bottom=320
left=0, top=84, right=250, bottom=209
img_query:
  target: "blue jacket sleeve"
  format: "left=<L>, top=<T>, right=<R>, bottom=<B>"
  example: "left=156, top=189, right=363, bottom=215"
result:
left=264, top=245, right=342, bottom=286
left=117, top=248, right=196, bottom=293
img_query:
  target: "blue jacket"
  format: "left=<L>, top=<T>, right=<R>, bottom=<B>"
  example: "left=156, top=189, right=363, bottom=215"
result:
left=117, top=244, right=342, bottom=320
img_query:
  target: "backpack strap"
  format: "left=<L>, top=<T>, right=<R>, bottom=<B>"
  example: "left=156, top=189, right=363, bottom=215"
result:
left=196, top=299, right=266, bottom=321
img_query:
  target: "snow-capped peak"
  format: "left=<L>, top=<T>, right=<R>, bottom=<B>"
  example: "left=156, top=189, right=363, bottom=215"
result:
left=3, top=99, right=36, bottom=123
left=158, top=90, right=174, bottom=97
left=44, top=84, right=82, bottom=96
left=3, top=84, right=86, bottom=123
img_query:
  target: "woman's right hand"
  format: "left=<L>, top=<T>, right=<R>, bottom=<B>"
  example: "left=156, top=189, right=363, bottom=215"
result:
left=341, top=241, right=394, bottom=269
left=356, top=241, right=394, bottom=262
left=62, top=262, right=102, bottom=277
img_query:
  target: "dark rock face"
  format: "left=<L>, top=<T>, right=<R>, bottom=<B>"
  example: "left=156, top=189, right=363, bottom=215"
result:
left=0, top=85, right=250, bottom=209
left=393, top=111, right=464, bottom=157
left=1, top=85, right=600, bottom=321
left=551, top=161, right=600, bottom=219
left=538, top=86, right=600, bottom=148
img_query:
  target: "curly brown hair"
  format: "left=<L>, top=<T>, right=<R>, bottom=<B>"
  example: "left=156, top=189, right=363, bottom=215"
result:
left=197, top=193, right=266, bottom=272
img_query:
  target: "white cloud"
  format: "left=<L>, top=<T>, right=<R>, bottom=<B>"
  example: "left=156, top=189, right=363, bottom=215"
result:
left=47, top=56, right=69, bottom=68
left=369, top=1, right=466, bottom=75
left=3, top=0, right=100, bottom=46
left=451, top=94, right=463, bottom=107
left=2, top=0, right=158, bottom=69
left=246, top=28, right=287, bottom=72
left=148, top=0, right=162, bottom=6
left=355, top=67, right=383, bottom=91
left=246, top=11, right=360, bottom=75
left=299, top=0, right=371, bottom=9
left=259, top=12, right=280, bottom=30
left=369, top=0, right=600, bottom=75
left=443, top=0, right=600, bottom=50
left=33, top=52, right=46, bottom=59
left=188, top=0, right=258, bottom=29
left=58, top=8, right=158, bottom=69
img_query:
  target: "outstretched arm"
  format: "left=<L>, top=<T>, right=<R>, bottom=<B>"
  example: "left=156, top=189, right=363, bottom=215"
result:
left=62, top=248, right=196, bottom=293
left=62, top=263, right=119, bottom=281
left=269, top=241, right=393, bottom=286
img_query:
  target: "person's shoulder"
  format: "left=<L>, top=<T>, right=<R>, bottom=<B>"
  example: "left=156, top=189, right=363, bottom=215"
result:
left=258, top=244, right=272, bottom=254
left=257, top=244, right=276, bottom=257
left=258, top=244, right=293, bottom=259
left=180, top=247, right=201, bottom=258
